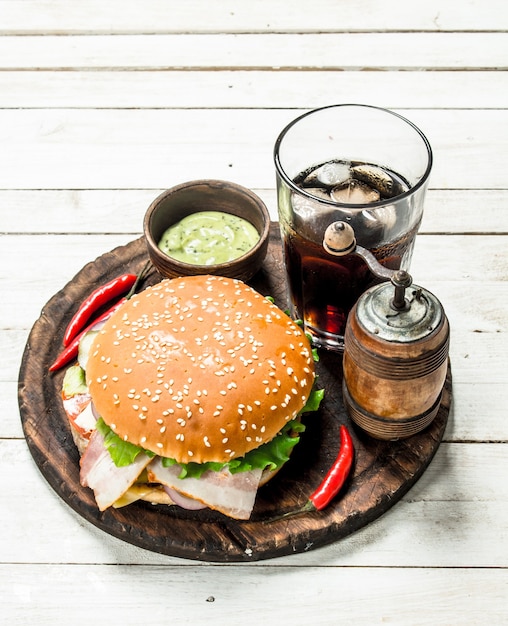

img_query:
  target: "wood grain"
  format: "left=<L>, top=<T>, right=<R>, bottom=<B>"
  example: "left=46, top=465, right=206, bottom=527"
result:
left=18, top=225, right=451, bottom=562
left=0, top=33, right=505, bottom=70
left=0, top=109, right=505, bottom=190
left=1, top=0, right=504, bottom=33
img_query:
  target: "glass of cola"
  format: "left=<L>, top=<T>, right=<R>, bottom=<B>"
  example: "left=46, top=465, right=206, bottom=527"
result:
left=274, top=104, right=433, bottom=351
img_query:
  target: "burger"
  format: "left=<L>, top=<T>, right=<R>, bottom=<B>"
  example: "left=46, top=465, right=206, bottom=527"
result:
left=61, top=274, right=323, bottom=520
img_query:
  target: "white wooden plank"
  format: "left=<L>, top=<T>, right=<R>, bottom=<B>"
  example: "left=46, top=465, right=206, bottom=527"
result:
left=0, top=382, right=21, bottom=438
left=0, top=565, right=508, bottom=626
left=1, top=441, right=506, bottom=567
left=0, top=33, right=505, bottom=70
left=410, top=235, right=508, bottom=283
left=1, top=70, right=505, bottom=110
left=2, top=189, right=506, bottom=235
left=0, top=0, right=505, bottom=34
left=0, top=109, right=506, bottom=190
left=2, top=563, right=506, bottom=626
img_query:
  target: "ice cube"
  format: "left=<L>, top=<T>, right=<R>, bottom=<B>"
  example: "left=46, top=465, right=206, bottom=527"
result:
left=330, top=180, right=380, bottom=204
left=351, top=164, right=401, bottom=198
left=301, top=187, right=332, bottom=201
left=361, top=206, right=397, bottom=230
left=291, top=189, right=330, bottom=219
left=303, top=161, right=351, bottom=188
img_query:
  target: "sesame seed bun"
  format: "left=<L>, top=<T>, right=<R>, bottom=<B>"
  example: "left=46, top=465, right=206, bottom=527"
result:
left=86, top=275, right=315, bottom=465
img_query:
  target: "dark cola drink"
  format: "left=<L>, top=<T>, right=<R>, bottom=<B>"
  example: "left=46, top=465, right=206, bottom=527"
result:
left=282, top=159, right=418, bottom=350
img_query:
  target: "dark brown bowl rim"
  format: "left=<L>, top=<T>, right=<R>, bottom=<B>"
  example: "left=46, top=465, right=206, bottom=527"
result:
left=143, top=179, right=271, bottom=272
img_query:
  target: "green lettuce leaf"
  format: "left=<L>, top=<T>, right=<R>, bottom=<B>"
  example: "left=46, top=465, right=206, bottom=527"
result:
left=160, top=418, right=308, bottom=479
left=229, top=419, right=306, bottom=474
left=161, top=456, right=225, bottom=479
left=301, top=387, right=325, bottom=413
left=95, top=418, right=154, bottom=467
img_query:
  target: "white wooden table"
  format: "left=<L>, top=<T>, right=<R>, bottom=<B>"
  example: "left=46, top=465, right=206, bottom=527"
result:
left=1, top=1, right=507, bottom=623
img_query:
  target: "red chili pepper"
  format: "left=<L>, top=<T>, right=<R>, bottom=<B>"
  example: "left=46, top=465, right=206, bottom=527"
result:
left=50, top=261, right=151, bottom=373
left=49, top=299, right=124, bottom=372
left=308, top=424, right=354, bottom=510
left=264, top=424, right=354, bottom=523
left=62, top=273, right=137, bottom=346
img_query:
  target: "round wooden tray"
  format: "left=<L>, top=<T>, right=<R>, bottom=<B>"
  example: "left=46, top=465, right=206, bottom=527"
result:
left=18, top=224, right=451, bottom=562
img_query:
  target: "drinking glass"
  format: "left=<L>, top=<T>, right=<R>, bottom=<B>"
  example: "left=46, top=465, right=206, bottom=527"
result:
left=274, top=104, right=432, bottom=351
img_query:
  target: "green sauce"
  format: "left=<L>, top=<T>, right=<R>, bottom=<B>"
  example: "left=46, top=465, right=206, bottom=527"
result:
left=158, top=211, right=260, bottom=265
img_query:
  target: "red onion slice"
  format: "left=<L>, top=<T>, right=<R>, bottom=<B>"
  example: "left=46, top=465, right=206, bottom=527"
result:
left=163, top=486, right=207, bottom=510
left=90, top=400, right=100, bottom=421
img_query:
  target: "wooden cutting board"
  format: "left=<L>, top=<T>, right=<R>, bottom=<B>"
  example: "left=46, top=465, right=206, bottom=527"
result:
left=18, top=223, right=451, bottom=562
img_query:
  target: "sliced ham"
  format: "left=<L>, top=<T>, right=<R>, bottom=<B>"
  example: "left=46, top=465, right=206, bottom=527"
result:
left=79, top=429, right=152, bottom=511
left=148, top=457, right=262, bottom=520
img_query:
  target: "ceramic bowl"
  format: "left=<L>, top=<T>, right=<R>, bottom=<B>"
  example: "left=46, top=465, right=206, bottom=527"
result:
left=144, top=179, right=270, bottom=282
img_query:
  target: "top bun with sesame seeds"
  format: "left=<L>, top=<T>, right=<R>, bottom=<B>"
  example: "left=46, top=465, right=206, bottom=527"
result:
left=85, top=274, right=316, bottom=466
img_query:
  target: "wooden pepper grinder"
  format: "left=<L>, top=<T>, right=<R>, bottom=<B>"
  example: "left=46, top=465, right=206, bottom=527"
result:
left=323, top=222, right=450, bottom=440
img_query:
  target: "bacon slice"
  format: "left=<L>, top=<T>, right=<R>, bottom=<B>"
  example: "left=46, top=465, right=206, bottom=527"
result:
left=147, top=457, right=262, bottom=520
left=62, top=392, right=95, bottom=438
left=79, top=429, right=152, bottom=511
